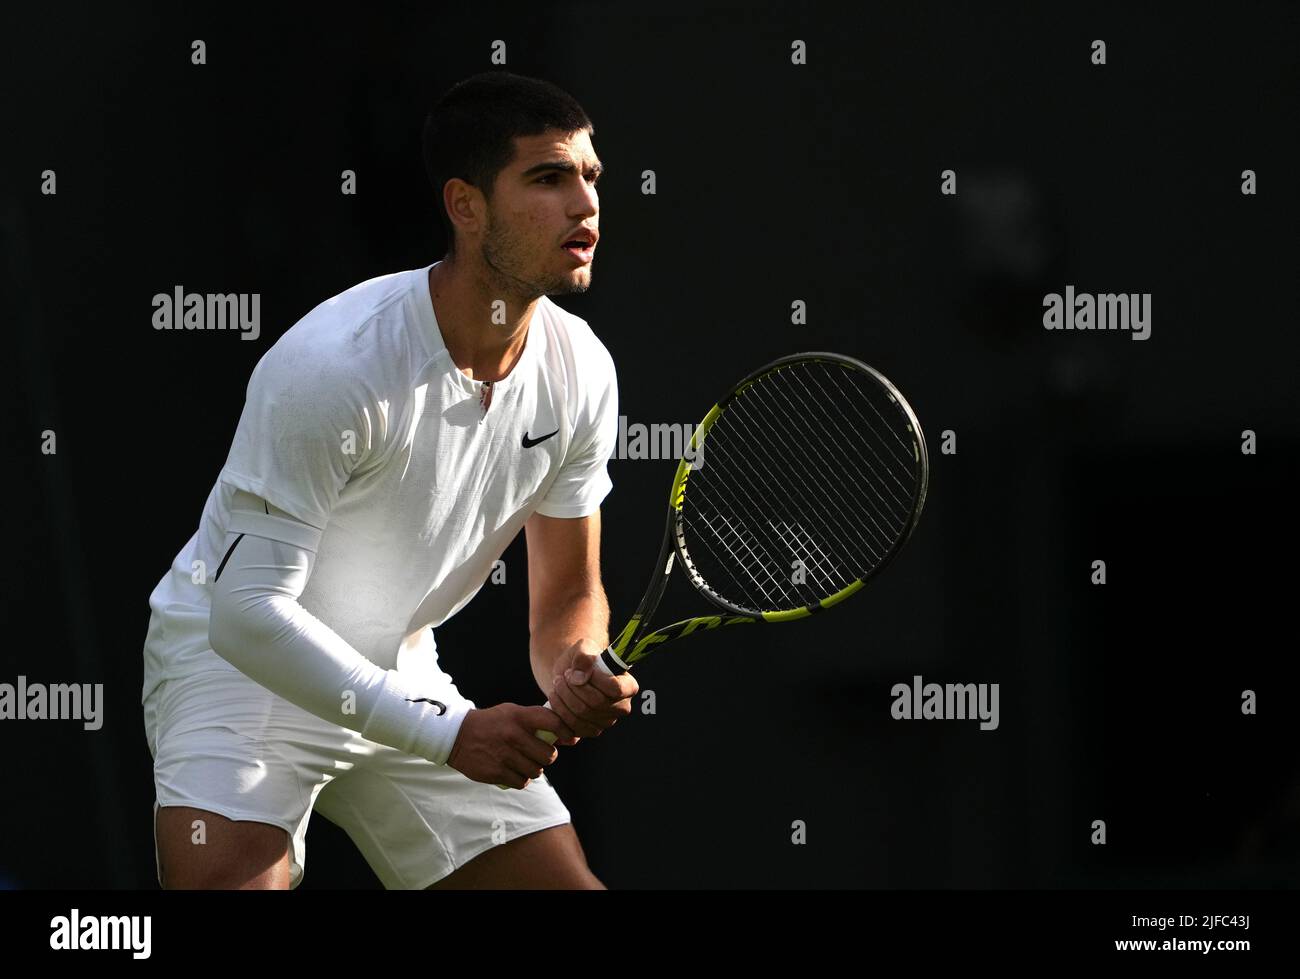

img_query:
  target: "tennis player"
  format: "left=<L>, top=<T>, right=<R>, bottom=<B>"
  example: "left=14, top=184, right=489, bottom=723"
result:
left=141, top=72, right=636, bottom=889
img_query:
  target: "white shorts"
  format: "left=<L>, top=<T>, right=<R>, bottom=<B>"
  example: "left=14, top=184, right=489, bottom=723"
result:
left=144, top=667, right=572, bottom=889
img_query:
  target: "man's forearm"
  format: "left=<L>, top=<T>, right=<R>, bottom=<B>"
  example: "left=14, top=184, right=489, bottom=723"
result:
left=529, top=588, right=611, bottom=695
left=209, top=526, right=473, bottom=764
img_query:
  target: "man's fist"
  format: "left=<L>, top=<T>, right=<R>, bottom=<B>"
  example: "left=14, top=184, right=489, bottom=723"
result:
left=549, top=642, right=639, bottom=740
left=446, top=704, right=575, bottom=789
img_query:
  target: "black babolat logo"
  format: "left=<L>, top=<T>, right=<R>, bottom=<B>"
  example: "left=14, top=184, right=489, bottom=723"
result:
left=522, top=428, right=559, bottom=448
left=405, top=697, right=447, bottom=715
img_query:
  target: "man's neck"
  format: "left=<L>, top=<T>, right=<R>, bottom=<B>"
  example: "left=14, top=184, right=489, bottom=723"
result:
left=427, top=257, right=539, bottom=382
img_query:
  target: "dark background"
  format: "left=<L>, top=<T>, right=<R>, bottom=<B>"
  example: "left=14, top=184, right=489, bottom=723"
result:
left=2, top=3, right=1296, bottom=889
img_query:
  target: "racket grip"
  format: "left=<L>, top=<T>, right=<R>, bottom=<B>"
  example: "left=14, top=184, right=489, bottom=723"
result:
left=494, top=647, right=629, bottom=789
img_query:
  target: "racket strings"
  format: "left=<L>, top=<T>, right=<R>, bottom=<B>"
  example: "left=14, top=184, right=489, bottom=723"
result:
left=697, top=398, right=904, bottom=593
left=819, top=366, right=919, bottom=474
left=686, top=440, right=848, bottom=606
left=797, top=368, right=917, bottom=508
left=680, top=489, right=811, bottom=608
left=733, top=378, right=897, bottom=561
left=703, top=411, right=873, bottom=585
left=695, top=402, right=865, bottom=588
left=751, top=380, right=910, bottom=567
left=772, top=367, right=914, bottom=522
left=682, top=479, right=794, bottom=600
left=767, top=362, right=918, bottom=536
left=682, top=450, right=855, bottom=611
left=742, top=378, right=904, bottom=558
left=682, top=442, right=866, bottom=613
left=683, top=439, right=836, bottom=602
left=679, top=359, right=922, bottom=613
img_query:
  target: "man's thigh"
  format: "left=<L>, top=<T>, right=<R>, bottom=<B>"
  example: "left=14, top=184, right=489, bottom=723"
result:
left=148, top=669, right=346, bottom=889
left=315, top=749, right=581, bottom=889
left=428, top=823, right=603, bottom=889
left=156, top=805, right=291, bottom=890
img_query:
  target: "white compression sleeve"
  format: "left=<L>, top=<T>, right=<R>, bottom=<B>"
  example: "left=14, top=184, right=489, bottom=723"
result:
left=207, top=491, right=473, bottom=765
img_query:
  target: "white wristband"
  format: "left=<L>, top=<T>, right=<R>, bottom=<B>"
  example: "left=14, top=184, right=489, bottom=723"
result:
left=360, top=669, right=472, bottom=765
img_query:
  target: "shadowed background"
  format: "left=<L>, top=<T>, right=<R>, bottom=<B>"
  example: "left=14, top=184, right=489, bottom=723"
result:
left=1, top=2, right=1296, bottom=888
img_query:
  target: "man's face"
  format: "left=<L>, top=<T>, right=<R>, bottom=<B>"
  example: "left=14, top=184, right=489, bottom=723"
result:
left=476, top=128, right=602, bottom=298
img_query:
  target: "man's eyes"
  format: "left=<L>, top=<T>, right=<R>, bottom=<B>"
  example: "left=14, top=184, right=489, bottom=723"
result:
left=536, top=173, right=600, bottom=185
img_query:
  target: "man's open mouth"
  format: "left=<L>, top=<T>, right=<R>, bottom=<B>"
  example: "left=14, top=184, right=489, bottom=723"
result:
left=562, top=241, right=595, bottom=262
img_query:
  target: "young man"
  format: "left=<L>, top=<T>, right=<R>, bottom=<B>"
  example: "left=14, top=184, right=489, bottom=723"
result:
left=141, top=72, right=636, bottom=889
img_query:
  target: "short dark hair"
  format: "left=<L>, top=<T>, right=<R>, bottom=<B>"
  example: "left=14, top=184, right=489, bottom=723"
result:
left=422, top=72, right=594, bottom=256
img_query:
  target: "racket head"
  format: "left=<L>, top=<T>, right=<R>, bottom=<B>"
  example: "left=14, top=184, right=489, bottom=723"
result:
left=667, top=351, right=928, bottom=620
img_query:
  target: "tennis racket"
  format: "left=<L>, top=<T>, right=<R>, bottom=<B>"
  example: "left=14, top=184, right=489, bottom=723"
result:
left=501, top=350, right=928, bottom=787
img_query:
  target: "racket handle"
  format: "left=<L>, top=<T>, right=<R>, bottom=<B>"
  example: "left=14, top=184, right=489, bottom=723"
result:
left=495, top=647, right=630, bottom=789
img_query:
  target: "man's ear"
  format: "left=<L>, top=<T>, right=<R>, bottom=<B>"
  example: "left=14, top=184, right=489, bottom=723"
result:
left=443, top=176, right=485, bottom=240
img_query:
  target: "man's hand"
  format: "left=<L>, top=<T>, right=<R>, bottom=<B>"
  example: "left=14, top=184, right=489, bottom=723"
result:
left=548, top=640, right=639, bottom=742
left=446, top=704, right=575, bottom=789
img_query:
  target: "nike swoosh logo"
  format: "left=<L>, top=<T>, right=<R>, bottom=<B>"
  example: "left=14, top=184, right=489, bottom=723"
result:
left=405, top=697, right=447, bottom=715
left=522, top=429, right=559, bottom=448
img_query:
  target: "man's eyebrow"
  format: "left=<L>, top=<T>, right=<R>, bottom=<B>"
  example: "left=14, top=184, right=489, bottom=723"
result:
left=520, top=159, right=604, bottom=179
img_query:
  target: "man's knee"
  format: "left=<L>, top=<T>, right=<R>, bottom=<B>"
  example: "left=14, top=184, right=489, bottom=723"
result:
left=156, top=805, right=291, bottom=890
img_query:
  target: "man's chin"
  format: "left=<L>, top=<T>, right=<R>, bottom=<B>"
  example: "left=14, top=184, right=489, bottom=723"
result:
left=545, top=270, right=593, bottom=296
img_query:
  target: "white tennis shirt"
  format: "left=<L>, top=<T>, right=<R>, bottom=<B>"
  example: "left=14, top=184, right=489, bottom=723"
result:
left=142, top=262, right=619, bottom=715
